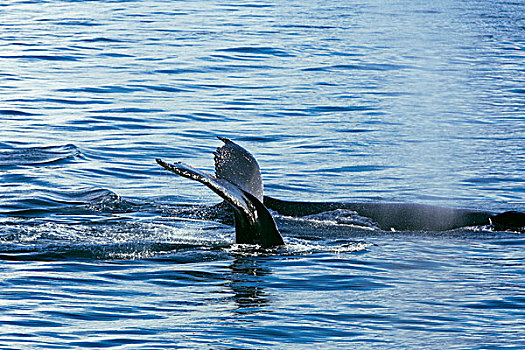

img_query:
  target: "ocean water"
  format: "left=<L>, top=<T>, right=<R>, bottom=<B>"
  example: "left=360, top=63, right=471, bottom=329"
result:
left=1, top=0, right=524, bottom=348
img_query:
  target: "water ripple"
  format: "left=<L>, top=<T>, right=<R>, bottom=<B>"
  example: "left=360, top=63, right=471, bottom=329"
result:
left=0, top=144, right=80, bottom=167
left=303, top=63, right=412, bottom=72
left=1, top=0, right=524, bottom=348
left=0, top=109, right=39, bottom=116
left=217, top=46, right=294, bottom=57
left=0, top=54, right=81, bottom=61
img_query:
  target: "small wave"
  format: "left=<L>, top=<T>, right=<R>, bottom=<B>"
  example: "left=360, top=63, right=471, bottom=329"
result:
left=306, top=165, right=391, bottom=174
left=292, top=105, right=374, bottom=115
left=0, top=55, right=80, bottom=62
left=335, top=128, right=376, bottom=133
left=216, top=46, right=294, bottom=57
left=154, top=68, right=204, bottom=75
left=229, top=3, right=274, bottom=8
left=84, top=189, right=137, bottom=213
left=98, top=52, right=135, bottom=58
left=56, top=85, right=142, bottom=94
left=88, top=107, right=164, bottom=114
left=0, top=109, right=39, bottom=116
left=76, top=37, right=125, bottom=43
left=133, top=84, right=187, bottom=93
left=0, top=187, right=136, bottom=219
left=309, top=105, right=374, bottom=113
left=279, top=24, right=336, bottom=29
left=303, top=63, right=411, bottom=72
left=40, top=97, right=110, bottom=105
left=0, top=144, right=80, bottom=167
left=40, top=18, right=101, bottom=27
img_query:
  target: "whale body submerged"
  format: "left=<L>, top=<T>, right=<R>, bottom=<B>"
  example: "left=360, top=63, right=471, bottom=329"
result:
left=157, top=138, right=525, bottom=247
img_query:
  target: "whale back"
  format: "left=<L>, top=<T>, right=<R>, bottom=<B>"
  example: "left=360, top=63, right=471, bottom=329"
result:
left=214, top=137, right=264, bottom=202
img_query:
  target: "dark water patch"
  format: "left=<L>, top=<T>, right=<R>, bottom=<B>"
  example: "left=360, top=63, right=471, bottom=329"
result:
left=308, top=105, right=375, bottom=113
left=0, top=54, right=80, bottom=62
left=275, top=274, right=390, bottom=292
left=321, top=165, right=390, bottom=173
left=0, top=72, right=17, bottom=78
left=279, top=24, right=337, bottom=30
left=36, top=17, right=99, bottom=26
left=68, top=338, right=151, bottom=349
left=133, top=84, right=187, bottom=93
left=87, top=114, right=151, bottom=124
left=150, top=10, right=189, bottom=16
left=489, top=239, right=525, bottom=247
left=98, top=52, right=135, bottom=58
left=462, top=176, right=523, bottom=184
left=364, top=90, right=413, bottom=97
left=217, top=46, right=294, bottom=57
left=42, top=307, right=164, bottom=322
left=207, top=63, right=283, bottom=72
left=187, top=112, right=229, bottom=122
left=0, top=144, right=80, bottom=167
left=335, top=128, right=377, bottom=133
left=224, top=3, right=274, bottom=8
left=0, top=109, right=39, bottom=116
left=209, top=54, right=261, bottom=62
left=154, top=67, right=204, bottom=75
left=88, top=166, right=154, bottom=180
left=303, top=63, right=411, bottom=72
left=461, top=298, right=525, bottom=311
left=76, top=37, right=126, bottom=43
left=198, top=83, right=273, bottom=91
left=139, top=269, right=227, bottom=287
left=56, top=85, right=142, bottom=94
left=62, top=120, right=120, bottom=132
left=234, top=135, right=286, bottom=143
left=89, top=107, right=164, bottom=114
left=0, top=197, right=82, bottom=217
left=41, top=98, right=111, bottom=105
left=331, top=51, right=365, bottom=57
left=274, top=110, right=311, bottom=117
left=1, top=319, right=63, bottom=328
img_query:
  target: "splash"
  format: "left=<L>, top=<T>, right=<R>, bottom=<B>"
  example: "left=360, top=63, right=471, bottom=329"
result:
left=0, top=220, right=226, bottom=261
left=274, top=209, right=380, bottom=231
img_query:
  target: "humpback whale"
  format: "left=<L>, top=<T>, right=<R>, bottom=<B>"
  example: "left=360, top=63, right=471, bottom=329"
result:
left=157, top=138, right=525, bottom=247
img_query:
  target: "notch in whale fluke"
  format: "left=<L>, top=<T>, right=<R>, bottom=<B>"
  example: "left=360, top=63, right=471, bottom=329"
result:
left=156, top=137, right=284, bottom=248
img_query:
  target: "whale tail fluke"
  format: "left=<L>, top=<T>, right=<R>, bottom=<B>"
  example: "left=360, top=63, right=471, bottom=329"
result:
left=156, top=137, right=284, bottom=248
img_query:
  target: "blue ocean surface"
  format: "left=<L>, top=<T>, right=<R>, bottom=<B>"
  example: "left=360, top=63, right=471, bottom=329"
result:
left=1, top=0, right=524, bottom=348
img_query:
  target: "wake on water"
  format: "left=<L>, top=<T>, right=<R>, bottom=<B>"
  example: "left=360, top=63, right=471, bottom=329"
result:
left=0, top=143, right=522, bottom=262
